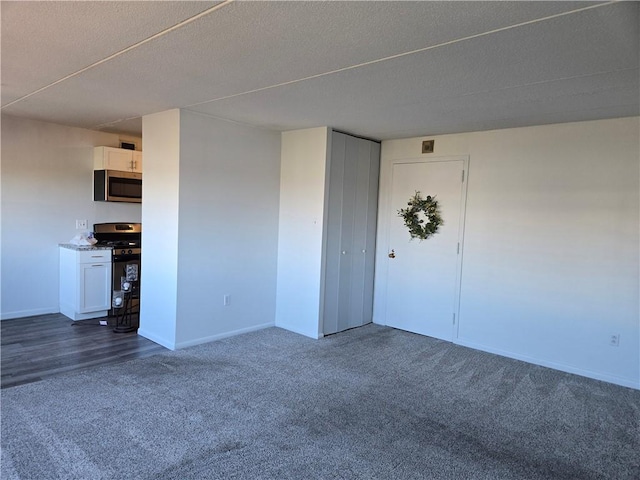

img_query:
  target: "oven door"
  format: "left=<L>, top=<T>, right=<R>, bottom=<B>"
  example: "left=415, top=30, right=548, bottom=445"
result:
left=110, top=253, right=141, bottom=318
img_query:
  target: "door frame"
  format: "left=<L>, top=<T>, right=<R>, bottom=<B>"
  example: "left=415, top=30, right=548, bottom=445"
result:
left=373, top=155, right=470, bottom=340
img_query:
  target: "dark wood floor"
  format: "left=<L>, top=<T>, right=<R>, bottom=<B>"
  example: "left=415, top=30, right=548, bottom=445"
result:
left=1, top=313, right=166, bottom=389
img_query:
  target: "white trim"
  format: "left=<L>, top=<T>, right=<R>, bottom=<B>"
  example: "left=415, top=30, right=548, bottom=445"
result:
left=173, top=322, right=275, bottom=349
left=1, top=307, right=59, bottom=321
left=276, top=322, right=324, bottom=340
left=137, top=329, right=176, bottom=350
left=455, top=338, right=640, bottom=390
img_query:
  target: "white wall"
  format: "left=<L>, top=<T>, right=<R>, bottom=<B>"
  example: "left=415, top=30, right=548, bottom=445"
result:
left=1, top=114, right=141, bottom=320
left=138, top=109, right=181, bottom=348
left=174, top=111, right=281, bottom=347
left=376, top=117, right=640, bottom=388
left=275, top=127, right=330, bottom=339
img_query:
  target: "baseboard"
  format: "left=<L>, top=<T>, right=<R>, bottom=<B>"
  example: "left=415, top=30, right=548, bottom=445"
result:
left=1, top=307, right=59, bottom=320
left=173, top=322, right=275, bottom=349
left=137, top=329, right=176, bottom=350
left=60, top=306, right=109, bottom=321
left=275, top=321, right=323, bottom=339
left=455, top=338, right=640, bottom=390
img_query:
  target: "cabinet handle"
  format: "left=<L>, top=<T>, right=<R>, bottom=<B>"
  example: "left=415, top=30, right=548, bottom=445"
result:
left=91, top=264, right=103, bottom=267
left=388, top=250, right=396, bottom=259
left=362, top=249, right=366, bottom=253
left=342, top=251, right=346, bottom=255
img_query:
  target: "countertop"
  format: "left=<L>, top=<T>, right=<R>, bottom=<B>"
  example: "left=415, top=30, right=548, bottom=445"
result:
left=59, top=243, right=113, bottom=251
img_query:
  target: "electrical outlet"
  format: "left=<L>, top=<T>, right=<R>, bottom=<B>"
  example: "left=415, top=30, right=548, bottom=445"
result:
left=76, top=219, right=88, bottom=229
left=223, top=294, right=230, bottom=306
left=609, top=334, right=620, bottom=347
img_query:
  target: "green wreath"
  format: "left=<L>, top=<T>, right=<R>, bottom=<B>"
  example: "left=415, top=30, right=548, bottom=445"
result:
left=398, top=191, right=443, bottom=241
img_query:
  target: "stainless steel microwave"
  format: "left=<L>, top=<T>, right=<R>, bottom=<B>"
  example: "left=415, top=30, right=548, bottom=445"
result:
left=94, top=170, right=142, bottom=203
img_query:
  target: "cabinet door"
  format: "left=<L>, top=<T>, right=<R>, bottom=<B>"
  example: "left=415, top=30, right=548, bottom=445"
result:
left=95, top=147, right=133, bottom=171
left=132, top=151, right=143, bottom=173
left=78, top=262, right=111, bottom=313
left=105, top=148, right=133, bottom=171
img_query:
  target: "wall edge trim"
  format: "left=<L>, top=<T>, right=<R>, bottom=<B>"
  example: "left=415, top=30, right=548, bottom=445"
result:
left=455, top=338, right=640, bottom=390
left=1, top=307, right=59, bottom=321
left=174, top=322, right=275, bottom=349
left=137, top=329, right=176, bottom=351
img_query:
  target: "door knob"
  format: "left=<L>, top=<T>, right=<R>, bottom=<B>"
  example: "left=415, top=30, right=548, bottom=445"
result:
left=388, top=249, right=396, bottom=259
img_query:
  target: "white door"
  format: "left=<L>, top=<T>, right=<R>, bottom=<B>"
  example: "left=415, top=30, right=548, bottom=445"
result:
left=384, top=159, right=467, bottom=340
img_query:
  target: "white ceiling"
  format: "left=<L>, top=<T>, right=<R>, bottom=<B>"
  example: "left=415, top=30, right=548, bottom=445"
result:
left=2, top=1, right=638, bottom=140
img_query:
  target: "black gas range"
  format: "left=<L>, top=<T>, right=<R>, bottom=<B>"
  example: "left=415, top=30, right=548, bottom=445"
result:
left=93, top=223, right=141, bottom=319
left=93, top=223, right=141, bottom=257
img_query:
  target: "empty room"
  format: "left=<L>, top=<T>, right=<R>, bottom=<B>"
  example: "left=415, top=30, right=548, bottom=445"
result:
left=1, top=1, right=638, bottom=479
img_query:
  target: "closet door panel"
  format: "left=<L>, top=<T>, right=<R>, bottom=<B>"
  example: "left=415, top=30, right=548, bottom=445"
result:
left=322, top=133, right=347, bottom=335
left=362, top=142, right=381, bottom=324
left=336, top=135, right=359, bottom=331
left=348, top=139, right=372, bottom=328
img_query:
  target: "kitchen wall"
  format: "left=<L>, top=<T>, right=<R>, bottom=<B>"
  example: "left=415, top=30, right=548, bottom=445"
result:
left=375, top=117, right=640, bottom=388
left=139, top=109, right=281, bottom=349
left=1, top=114, right=141, bottom=320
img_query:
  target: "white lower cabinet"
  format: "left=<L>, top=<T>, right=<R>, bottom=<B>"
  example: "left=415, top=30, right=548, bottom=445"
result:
left=59, top=247, right=112, bottom=320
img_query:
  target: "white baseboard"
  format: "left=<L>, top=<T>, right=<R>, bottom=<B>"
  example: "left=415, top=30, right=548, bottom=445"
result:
left=1, top=307, right=59, bottom=320
left=173, top=322, right=275, bottom=349
left=60, top=306, right=108, bottom=321
left=455, top=338, right=640, bottom=390
left=137, top=329, right=176, bottom=350
left=274, top=321, right=323, bottom=339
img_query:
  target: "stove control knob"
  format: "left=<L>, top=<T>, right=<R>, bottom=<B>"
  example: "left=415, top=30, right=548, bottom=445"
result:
left=128, top=249, right=133, bottom=254
left=120, top=249, right=126, bottom=255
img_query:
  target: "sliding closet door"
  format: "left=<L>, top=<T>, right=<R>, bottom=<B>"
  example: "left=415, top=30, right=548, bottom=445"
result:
left=323, top=131, right=380, bottom=335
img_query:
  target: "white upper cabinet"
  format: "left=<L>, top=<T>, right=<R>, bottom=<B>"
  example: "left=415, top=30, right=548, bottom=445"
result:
left=132, top=151, right=143, bottom=172
left=94, top=146, right=142, bottom=173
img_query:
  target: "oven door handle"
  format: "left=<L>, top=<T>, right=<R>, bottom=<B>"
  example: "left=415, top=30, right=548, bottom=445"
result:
left=112, top=255, right=141, bottom=262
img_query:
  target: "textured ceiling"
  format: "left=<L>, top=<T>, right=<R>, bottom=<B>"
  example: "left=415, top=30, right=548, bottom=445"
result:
left=1, top=1, right=638, bottom=140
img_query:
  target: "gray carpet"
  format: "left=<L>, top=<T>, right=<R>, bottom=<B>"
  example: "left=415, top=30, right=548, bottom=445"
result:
left=2, top=324, right=638, bottom=479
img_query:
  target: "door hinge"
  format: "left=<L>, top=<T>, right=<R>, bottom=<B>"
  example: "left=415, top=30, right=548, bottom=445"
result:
left=461, top=170, right=465, bottom=182
left=453, top=313, right=456, bottom=324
